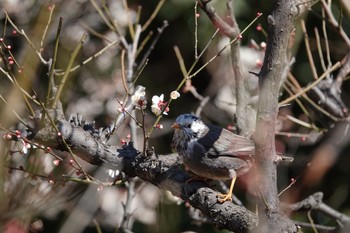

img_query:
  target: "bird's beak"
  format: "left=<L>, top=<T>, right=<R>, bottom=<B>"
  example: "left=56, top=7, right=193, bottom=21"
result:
left=171, top=123, right=181, bottom=129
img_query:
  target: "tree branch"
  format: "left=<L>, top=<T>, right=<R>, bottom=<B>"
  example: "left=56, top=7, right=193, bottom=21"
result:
left=28, top=88, right=258, bottom=233
left=253, top=0, right=298, bottom=232
left=198, top=0, right=248, bottom=136
left=284, top=192, right=350, bottom=232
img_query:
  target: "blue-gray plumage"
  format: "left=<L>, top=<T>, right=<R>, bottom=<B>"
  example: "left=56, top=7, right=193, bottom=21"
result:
left=172, top=114, right=254, bottom=202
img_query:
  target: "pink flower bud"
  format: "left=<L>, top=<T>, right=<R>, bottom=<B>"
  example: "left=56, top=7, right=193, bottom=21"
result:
left=53, top=160, right=60, bottom=166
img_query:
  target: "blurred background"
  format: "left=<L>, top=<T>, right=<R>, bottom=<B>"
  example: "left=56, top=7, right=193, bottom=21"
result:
left=0, top=0, right=350, bottom=232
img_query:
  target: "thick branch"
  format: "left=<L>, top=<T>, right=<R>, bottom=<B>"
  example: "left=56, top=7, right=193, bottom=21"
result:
left=197, top=0, right=237, bottom=37
left=32, top=106, right=258, bottom=232
left=253, top=0, right=298, bottom=232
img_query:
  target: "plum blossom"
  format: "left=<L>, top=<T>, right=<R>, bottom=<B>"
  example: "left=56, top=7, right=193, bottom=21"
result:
left=151, top=94, right=169, bottom=116
left=20, top=139, right=31, bottom=154
left=131, top=89, right=147, bottom=109
left=170, top=91, right=180, bottom=100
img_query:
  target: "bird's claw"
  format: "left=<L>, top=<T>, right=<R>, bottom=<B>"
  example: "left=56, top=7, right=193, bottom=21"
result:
left=216, top=193, right=232, bottom=203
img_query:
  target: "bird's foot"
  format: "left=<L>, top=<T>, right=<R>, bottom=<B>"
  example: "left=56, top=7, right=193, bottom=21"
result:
left=216, top=193, right=232, bottom=203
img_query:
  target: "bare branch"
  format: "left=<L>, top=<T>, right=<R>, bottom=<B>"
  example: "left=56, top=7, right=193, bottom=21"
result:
left=31, top=107, right=258, bottom=233
left=284, top=192, right=350, bottom=231
left=253, top=0, right=299, bottom=232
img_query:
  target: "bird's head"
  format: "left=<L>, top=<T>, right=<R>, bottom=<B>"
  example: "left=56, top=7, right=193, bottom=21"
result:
left=171, top=114, right=207, bottom=141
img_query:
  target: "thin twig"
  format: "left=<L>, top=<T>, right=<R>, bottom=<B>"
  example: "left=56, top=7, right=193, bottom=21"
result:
left=136, top=20, right=169, bottom=74
left=188, top=13, right=261, bottom=80
left=0, top=46, right=35, bottom=115
left=133, top=59, right=148, bottom=85
left=322, top=8, right=332, bottom=68
left=320, top=0, right=350, bottom=47
left=284, top=77, right=340, bottom=122
left=2, top=13, right=7, bottom=37
left=195, top=96, right=210, bottom=116
left=52, top=33, right=87, bottom=108
left=174, top=46, right=188, bottom=78
left=122, top=0, right=135, bottom=39
left=121, top=49, right=130, bottom=95
left=4, top=12, right=48, bottom=65
left=141, top=108, right=147, bottom=156
left=46, top=17, right=63, bottom=106
left=194, top=1, right=199, bottom=59
left=283, top=79, right=312, bottom=119
left=141, top=0, right=165, bottom=32
left=280, top=61, right=341, bottom=105
left=93, top=219, right=102, bottom=233
left=56, top=40, right=119, bottom=75
left=80, top=22, right=112, bottom=43
left=136, top=30, right=153, bottom=56
left=285, top=115, right=316, bottom=129
left=90, top=0, right=114, bottom=32
left=135, top=6, right=142, bottom=26
left=127, top=25, right=141, bottom=83
left=112, top=86, right=145, bottom=134
left=119, top=181, right=137, bottom=231
left=0, top=67, right=40, bottom=106
left=307, top=210, right=319, bottom=233
left=278, top=178, right=297, bottom=196
left=293, top=221, right=336, bottom=231
left=301, top=20, right=318, bottom=80
left=314, top=28, right=327, bottom=72
left=40, top=4, right=55, bottom=49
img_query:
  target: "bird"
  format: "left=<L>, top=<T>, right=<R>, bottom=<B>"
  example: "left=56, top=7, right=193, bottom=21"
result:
left=172, top=114, right=255, bottom=203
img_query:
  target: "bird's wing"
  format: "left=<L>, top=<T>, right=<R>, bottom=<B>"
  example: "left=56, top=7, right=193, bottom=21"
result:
left=197, top=125, right=255, bottom=157
left=190, top=140, right=252, bottom=178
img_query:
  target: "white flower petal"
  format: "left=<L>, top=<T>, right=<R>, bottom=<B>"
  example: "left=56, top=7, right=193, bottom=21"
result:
left=170, top=91, right=180, bottom=100
left=152, top=95, right=160, bottom=104
left=132, top=90, right=146, bottom=105
left=151, top=105, right=162, bottom=116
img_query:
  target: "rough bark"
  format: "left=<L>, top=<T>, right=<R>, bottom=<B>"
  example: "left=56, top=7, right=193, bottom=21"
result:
left=253, top=0, right=298, bottom=232
left=30, top=105, right=258, bottom=233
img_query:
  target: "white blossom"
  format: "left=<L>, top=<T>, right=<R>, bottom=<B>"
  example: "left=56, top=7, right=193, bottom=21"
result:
left=20, top=139, right=31, bottom=154
left=170, top=91, right=180, bottom=100
left=131, top=89, right=147, bottom=109
left=151, top=94, right=169, bottom=116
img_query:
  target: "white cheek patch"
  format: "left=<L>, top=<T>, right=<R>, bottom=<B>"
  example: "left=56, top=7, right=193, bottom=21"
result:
left=190, top=121, right=202, bottom=134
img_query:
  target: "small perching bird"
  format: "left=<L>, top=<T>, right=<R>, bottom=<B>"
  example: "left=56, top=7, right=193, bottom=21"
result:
left=172, top=114, right=255, bottom=203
